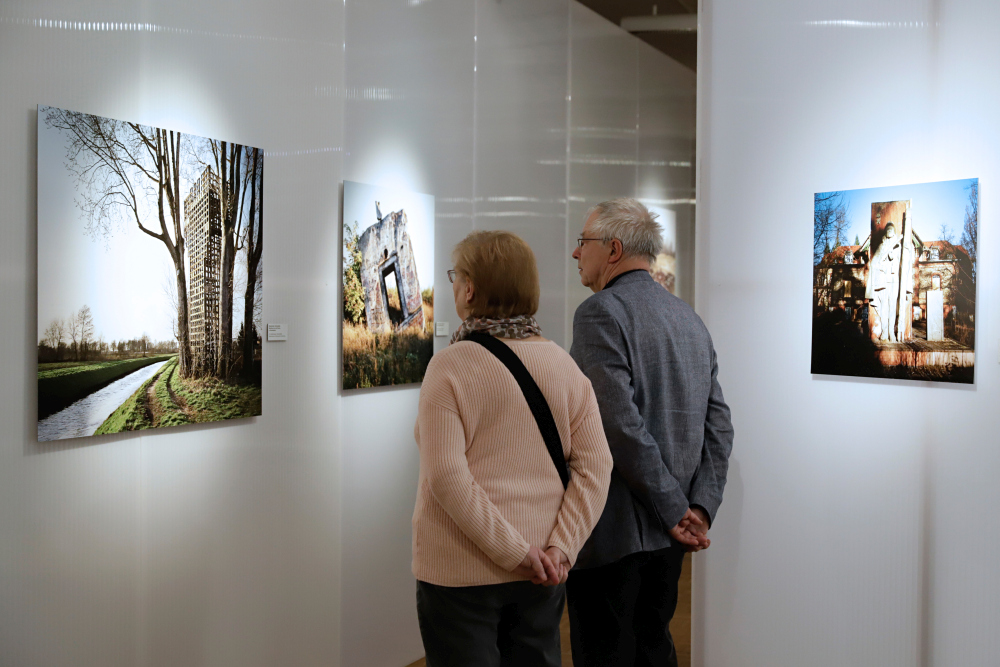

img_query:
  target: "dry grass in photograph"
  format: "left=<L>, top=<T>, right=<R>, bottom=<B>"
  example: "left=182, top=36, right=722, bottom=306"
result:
left=343, top=302, right=434, bottom=389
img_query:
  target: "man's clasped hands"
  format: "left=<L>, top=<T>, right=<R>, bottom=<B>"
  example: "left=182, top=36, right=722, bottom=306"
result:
left=517, top=505, right=711, bottom=586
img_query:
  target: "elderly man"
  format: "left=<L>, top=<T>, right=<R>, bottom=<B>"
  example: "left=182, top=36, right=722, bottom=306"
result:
left=567, top=198, right=734, bottom=667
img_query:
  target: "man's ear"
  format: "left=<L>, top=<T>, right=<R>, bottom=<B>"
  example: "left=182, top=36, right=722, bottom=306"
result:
left=608, top=239, right=624, bottom=263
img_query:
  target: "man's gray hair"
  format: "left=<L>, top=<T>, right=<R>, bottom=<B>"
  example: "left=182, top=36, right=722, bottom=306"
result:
left=587, top=197, right=663, bottom=262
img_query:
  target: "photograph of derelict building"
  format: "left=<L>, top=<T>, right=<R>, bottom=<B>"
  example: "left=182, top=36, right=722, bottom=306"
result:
left=37, top=105, right=264, bottom=441
left=342, top=181, right=435, bottom=390
left=811, top=178, right=978, bottom=384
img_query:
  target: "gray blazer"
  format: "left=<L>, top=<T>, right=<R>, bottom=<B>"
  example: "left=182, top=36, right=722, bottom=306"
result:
left=570, top=270, right=734, bottom=569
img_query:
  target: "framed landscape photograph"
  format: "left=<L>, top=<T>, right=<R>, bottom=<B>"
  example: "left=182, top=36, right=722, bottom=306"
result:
left=342, top=181, right=434, bottom=389
left=812, top=178, right=978, bottom=384
left=37, top=105, right=263, bottom=441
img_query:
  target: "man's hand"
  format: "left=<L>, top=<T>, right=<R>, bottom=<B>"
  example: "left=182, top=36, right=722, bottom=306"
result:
left=544, top=546, right=571, bottom=585
left=669, top=507, right=711, bottom=551
left=513, top=545, right=558, bottom=584
left=686, top=506, right=711, bottom=551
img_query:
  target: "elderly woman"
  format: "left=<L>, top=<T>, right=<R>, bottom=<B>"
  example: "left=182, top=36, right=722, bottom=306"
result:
left=412, top=230, right=613, bottom=666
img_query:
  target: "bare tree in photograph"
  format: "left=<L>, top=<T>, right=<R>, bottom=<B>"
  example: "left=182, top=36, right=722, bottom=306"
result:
left=962, top=180, right=978, bottom=283
left=939, top=223, right=955, bottom=245
left=41, top=318, right=65, bottom=356
left=240, top=147, right=263, bottom=380
left=814, top=191, right=848, bottom=265
left=43, top=320, right=59, bottom=349
left=67, top=309, right=82, bottom=360
left=202, top=140, right=247, bottom=378
left=77, top=305, right=95, bottom=361
left=43, top=108, right=194, bottom=376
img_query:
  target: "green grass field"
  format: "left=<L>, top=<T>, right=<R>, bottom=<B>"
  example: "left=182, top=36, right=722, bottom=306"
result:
left=38, top=355, right=175, bottom=419
left=94, top=357, right=261, bottom=434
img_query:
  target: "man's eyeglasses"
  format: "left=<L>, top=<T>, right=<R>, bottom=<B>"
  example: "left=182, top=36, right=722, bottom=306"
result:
left=576, top=237, right=606, bottom=247
left=447, top=269, right=458, bottom=283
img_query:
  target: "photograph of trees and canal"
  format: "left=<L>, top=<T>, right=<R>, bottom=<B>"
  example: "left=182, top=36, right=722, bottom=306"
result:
left=37, top=106, right=263, bottom=441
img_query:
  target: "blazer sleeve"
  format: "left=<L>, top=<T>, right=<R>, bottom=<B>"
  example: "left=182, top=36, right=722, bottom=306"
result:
left=416, top=360, right=531, bottom=572
left=687, top=344, right=735, bottom=524
left=570, top=297, right=691, bottom=532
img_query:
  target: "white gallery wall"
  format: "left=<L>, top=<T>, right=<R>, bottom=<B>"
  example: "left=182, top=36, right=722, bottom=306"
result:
left=697, top=0, right=1000, bottom=665
left=0, top=0, right=694, bottom=665
left=0, top=0, right=346, bottom=665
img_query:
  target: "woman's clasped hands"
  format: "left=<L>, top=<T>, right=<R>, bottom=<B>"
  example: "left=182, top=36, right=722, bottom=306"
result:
left=514, top=545, right=571, bottom=586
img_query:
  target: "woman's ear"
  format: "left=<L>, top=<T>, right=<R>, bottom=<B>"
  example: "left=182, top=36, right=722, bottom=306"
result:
left=464, top=280, right=475, bottom=307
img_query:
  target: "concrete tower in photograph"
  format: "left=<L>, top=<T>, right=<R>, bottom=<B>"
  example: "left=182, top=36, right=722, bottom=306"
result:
left=184, top=166, right=222, bottom=372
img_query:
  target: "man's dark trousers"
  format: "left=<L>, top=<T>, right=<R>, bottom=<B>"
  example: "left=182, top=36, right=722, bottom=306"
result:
left=567, top=545, right=686, bottom=667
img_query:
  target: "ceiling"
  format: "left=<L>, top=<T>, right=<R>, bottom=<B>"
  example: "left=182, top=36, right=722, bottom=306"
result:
left=575, top=0, right=697, bottom=71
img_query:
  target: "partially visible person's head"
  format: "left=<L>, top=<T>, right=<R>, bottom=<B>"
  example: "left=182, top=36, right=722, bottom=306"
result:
left=572, top=197, right=663, bottom=291
left=585, top=198, right=664, bottom=261
left=452, top=231, right=539, bottom=319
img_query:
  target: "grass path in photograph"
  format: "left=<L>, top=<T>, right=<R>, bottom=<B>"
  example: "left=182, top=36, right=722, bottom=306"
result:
left=38, top=355, right=175, bottom=419
left=95, top=357, right=262, bottom=434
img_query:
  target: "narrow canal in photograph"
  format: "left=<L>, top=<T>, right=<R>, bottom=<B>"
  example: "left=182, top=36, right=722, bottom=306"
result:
left=37, top=360, right=170, bottom=442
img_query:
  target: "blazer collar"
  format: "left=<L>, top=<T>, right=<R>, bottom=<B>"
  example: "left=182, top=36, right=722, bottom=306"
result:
left=603, top=268, right=650, bottom=291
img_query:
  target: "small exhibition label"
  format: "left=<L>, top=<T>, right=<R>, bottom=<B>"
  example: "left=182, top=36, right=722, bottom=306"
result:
left=267, top=323, right=288, bottom=342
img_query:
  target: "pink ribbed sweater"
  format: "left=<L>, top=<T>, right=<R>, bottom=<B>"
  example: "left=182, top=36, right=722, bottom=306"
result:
left=412, top=338, right=612, bottom=587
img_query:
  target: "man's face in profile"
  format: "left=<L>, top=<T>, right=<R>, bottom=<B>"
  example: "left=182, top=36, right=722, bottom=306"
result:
left=572, top=212, right=610, bottom=292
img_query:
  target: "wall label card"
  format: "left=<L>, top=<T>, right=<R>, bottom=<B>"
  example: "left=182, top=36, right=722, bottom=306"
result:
left=267, top=324, right=288, bottom=342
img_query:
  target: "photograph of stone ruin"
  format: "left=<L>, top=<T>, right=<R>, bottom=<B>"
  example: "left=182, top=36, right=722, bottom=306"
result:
left=811, top=179, right=978, bottom=383
left=342, top=181, right=435, bottom=389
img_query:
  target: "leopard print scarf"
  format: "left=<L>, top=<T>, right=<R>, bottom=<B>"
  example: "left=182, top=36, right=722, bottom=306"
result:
left=450, top=315, right=542, bottom=344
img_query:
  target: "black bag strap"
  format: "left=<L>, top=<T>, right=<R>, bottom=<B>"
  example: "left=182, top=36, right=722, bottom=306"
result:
left=466, top=332, right=570, bottom=490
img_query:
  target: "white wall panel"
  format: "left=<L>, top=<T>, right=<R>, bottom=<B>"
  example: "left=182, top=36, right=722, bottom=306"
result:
left=697, top=1, right=1000, bottom=665
left=0, top=0, right=345, bottom=665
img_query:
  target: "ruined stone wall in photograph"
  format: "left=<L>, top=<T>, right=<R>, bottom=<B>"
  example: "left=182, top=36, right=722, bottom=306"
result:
left=357, top=209, right=424, bottom=334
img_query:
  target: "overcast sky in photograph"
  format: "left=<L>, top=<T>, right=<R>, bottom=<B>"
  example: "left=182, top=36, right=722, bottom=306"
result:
left=343, top=180, right=435, bottom=292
